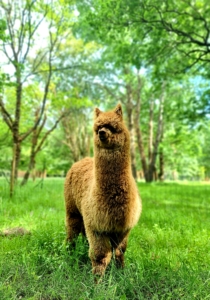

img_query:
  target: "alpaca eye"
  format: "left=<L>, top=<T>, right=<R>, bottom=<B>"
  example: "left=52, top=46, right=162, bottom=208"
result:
left=97, top=126, right=103, bottom=133
left=104, top=125, right=116, bottom=133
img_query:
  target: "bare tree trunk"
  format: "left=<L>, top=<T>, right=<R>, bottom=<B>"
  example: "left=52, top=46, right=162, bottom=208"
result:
left=147, top=84, right=165, bottom=182
left=158, top=149, right=164, bottom=181
left=10, top=140, right=20, bottom=194
left=21, top=134, right=37, bottom=186
left=148, top=100, right=154, bottom=164
left=135, top=125, right=148, bottom=181
left=134, top=75, right=149, bottom=181
left=10, top=72, right=22, bottom=194
left=21, top=158, right=35, bottom=186
left=14, top=76, right=22, bottom=176
left=124, top=69, right=137, bottom=179
left=127, top=107, right=137, bottom=179
left=14, top=141, right=21, bottom=180
left=145, top=99, right=155, bottom=182
left=10, top=143, right=17, bottom=197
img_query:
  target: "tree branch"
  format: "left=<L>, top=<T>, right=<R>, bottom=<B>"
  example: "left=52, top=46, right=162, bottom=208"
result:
left=34, top=113, right=65, bottom=155
left=0, top=97, right=13, bottom=130
left=141, top=4, right=210, bottom=48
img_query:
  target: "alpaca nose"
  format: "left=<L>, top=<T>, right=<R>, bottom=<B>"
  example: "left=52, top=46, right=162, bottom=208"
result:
left=98, top=129, right=107, bottom=141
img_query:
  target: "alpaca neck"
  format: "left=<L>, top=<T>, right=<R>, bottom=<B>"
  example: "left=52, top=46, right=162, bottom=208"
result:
left=94, top=146, right=131, bottom=184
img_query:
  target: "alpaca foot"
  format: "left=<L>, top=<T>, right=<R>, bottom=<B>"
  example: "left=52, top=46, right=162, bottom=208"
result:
left=115, top=248, right=125, bottom=268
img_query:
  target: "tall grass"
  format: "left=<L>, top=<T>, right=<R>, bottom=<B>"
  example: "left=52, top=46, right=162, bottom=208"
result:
left=0, top=178, right=210, bottom=299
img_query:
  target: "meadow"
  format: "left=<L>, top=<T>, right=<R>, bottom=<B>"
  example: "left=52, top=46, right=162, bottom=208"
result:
left=0, top=178, right=209, bottom=299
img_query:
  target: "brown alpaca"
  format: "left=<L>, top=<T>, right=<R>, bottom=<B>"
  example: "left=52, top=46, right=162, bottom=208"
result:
left=64, top=104, right=141, bottom=278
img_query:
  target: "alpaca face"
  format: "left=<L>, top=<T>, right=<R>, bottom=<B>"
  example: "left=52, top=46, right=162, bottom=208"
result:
left=93, top=107, right=128, bottom=150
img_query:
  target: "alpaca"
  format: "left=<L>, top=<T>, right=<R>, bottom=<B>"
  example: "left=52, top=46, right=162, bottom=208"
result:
left=64, top=104, right=141, bottom=278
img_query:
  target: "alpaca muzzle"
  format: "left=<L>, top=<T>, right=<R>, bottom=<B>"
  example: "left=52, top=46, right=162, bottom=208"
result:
left=98, top=129, right=107, bottom=141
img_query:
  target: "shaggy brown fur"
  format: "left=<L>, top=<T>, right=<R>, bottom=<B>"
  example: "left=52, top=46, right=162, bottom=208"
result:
left=64, top=104, right=141, bottom=278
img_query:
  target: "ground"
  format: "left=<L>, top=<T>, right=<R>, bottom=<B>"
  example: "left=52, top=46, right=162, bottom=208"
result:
left=0, top=178, right=209, bottom=299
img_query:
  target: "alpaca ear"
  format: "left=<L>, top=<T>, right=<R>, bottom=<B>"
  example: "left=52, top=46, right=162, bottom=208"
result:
left=114, top=104, right=123, bottom=118
left=95, top=107, right=102, bottom=118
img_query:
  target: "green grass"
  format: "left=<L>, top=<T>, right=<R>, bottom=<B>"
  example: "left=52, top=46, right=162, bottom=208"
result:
left=0, top=178, right=210, bottom=299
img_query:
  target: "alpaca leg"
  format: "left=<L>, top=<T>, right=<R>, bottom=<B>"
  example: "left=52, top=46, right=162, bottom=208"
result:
left=115, top=238, right=128, bottom=268
left=65, top=210, right=83, bottom=246
left=111, top=231, right=129, bottom=268
left=88, top=232, right=112, bottom=278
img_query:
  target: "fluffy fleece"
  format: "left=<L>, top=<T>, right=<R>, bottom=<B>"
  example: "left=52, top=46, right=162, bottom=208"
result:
left=64, top=104, right=141, bottom=277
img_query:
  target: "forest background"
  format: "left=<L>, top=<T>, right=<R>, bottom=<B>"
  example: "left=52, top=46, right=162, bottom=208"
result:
left=0, top=0, right=210, bottom=196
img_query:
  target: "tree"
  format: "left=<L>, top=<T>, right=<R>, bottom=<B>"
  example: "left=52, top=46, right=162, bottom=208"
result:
left=20, top=108, right=65, bottom=186
left=0, top=0, right=71, bottom=195
left=84, top=62, right=166, bottom=181
left=134, top=79, right=165, bottom=182
left=0, top=17, right=7, bottom=84
left=60, top=107, right=92, bottom=163
left=136, top=0, right=210, bottom=71
left=76, top=0, right=210, bottom=72
left=74, top=0, right=210, bottom=182
left=76, top=0, right=210, bottom=114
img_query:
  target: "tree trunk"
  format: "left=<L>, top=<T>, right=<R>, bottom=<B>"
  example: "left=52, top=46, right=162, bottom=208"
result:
left=128, top=114, right=137, bottom=180
left=10, top=143, right=17, bottom=197
left=147, top=84, right=165, bottom=183
left=125, top=77, right=137, bottom=180
left=21, top=155, right=36, bottom=186
left=148, top=100, right=154, bottom=164
left=135, top=124, right=148, bottom=181
left=134, top=78, right=148, bottom=181
left=14, top=141, right=21, bottom=180
left=158, top=149, right=164, bottom=181
left=14, top=76, right=22, bottom=180
left=10, top=74, right=22, bottom=195
left=144, top=99, right=155, bottom=182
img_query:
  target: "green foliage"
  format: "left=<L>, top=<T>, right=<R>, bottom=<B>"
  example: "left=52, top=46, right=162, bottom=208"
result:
left=0, top=19, right=7, bottom=41
left=0, top=18, right=11, bottom=92
left=198, top=121, right=210, bottom=177
left=76, top=0, right=210, bottom=71
left=0, top=0, right=210, bottom=182
left=162, top=124, right=204, bottom=180
left=0, top=179, right=210, bottom=299
left=0, top=120, right=12, bottom=170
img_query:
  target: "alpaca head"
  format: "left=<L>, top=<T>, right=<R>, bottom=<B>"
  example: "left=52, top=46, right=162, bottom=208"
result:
left=93, top=104, right=129, bottom=151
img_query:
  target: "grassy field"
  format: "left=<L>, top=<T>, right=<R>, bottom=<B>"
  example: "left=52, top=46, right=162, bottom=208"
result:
left=0, top=178, right=210, bottom=300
